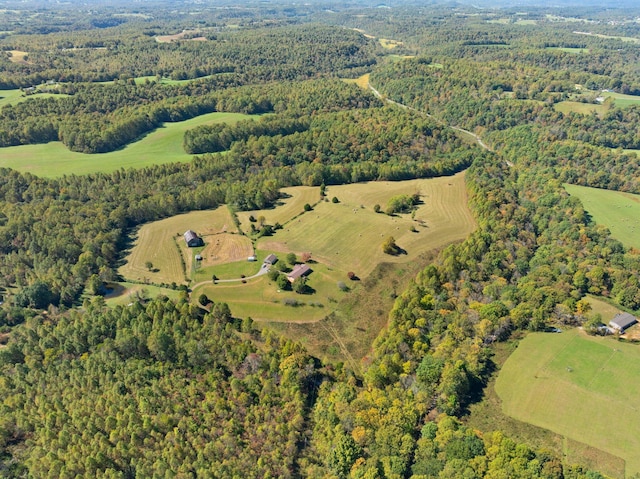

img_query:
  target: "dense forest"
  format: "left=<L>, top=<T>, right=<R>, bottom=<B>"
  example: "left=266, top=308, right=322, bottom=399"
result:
left=1, top=1, right=640, bottom=477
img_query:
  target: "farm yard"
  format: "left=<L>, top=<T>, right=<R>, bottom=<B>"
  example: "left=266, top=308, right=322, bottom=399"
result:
left=495, top=329, right=640, bottom=477
left=119, top=207, right=237, bottom=286
left=564, top=184, right=640, bottom=250
left=0, top=111, right=256, bottom=177
left=118, top=172, right=475, bottom=321
left=258, top=172, right=475, bottom=278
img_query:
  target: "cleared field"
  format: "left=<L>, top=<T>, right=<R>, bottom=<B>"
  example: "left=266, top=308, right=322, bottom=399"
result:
left=574, top=31, right=640, bottom=44
left=192, top=262, right=348, bottom=322
left=586, top=294, right=623, bottom=322
left=496, top=329, right=640, bottom=477
left=236, top=186, right=322, bottom=232
left=0, top=89, right=66, bottom=108
left=545, top=46, right=589, bottom=53
left=104, top=282, right=181, bottom=307
left=603, top=91, right=640, bottom=108
left=0, top=112, right=255, bottom=177
left=198, top=233, right=254, bottom=268
left=379, top=38, right=403, bottom=49
left=564, top=184, right=640, bottom=250
left=258, top=172, right=475, bottom=278
left=343, top=73, right=370, bottom=90
left=554, top=100, right=607, bottom=115
left=119, top=207, right=237, bottom=285
left=7, top=50, right=28, bottom=63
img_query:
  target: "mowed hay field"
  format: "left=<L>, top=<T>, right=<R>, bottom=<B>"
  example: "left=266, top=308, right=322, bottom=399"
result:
left=565, top=184, right=640, bottom=249
left=0, top=111, right=256, bottom=177
left=119, top=207, right=237, bottom=285
left=236, top=186, right=322, bottom=232
left=496, top=329, right=640, bottom=477
left=258, top=171, right=475, bottom=278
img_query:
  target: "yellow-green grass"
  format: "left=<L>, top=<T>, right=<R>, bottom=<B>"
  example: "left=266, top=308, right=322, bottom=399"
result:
left=379, top=38, right=403, bottom=49
left=385, top=54, right=417, bottom=63
left=564, top=183, right=640, bottom=250
left=7, top=50, right=28, bottom=63
left=192, top=262, right=348, bottom=322
left=603, top=91, right=640, bottom=108
left=119, top=207, right=237, bottom=285
left=193, top=249, right=273, bottom=282
left=574, top=31, right=640, bottom=44
left=466, top=337, right=625, bottom=479
left=0, top=112, right=255, bottom=177
left=342, top=73, right=370, bottom=90
left=554, top=100, right=608, bottom=115
left=0, top=89, right=66, bottom=108
left=514, top=19, right=537, bottom=25
left=585, top=295, right=623, bottom=322
left=546, top=46, right=589, bottom=53
left=104, top=282, right=181, bottom=307
left=236, top=186, right=322, bottom=232
left=258, top=172, right=475, bottom=278
left=496, top=329, right=640, bottom=477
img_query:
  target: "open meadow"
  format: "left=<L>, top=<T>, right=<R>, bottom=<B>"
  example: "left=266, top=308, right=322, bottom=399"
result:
left=564, top=184, right=640, bottom=249
left=258, top=172, right=475, bottom=278
left=495, top=329, right=640, bottom=477
left=119, top=207, right=237, bottom=285
left=0, top=111, right=256, bottom=177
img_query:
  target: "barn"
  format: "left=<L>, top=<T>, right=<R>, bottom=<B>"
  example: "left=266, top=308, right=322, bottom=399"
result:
left=184, top=230, right=204, bottom=247
left=609, top=312, right=638, bottom=333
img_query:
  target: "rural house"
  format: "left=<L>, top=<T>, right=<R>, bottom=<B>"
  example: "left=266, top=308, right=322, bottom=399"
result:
left=264, top=254, right=278, bottom=265
left=287, top=264, right=311, bottom=283
left=183, top=230, right=204, bottom=247
left=609, top=312, right=638, bottom=333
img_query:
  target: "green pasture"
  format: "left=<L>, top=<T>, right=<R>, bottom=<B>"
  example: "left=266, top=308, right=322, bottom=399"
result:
left=0, top=89, right=66, bottom=108
left=564, top=183, right=640, bottom=250
left=554, top=100, right=607, bottom=115
left=0, top=111, right=255, bottom=177
left=496, top=329, right=640, bottom=476
left=193, top=251, right=270, bottom=282
left=257, top=172, right=475, bottom=278
left=585, top=295, right=623, bottom=322
left=603, top=91, right=640, bottom=108
left=193, top=263, right=348, bottom=322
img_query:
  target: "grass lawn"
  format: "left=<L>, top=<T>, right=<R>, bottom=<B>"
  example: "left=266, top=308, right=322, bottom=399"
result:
left=119, top=207, right=237, bottom=286
left=495, top=329, right=640, bottom=477
left=257, top=172, right=475, bottom=278
left=192, top=262, right=348, bottom=322
left=0, top=111, right=256, bottom=177
left=564, top=183, right=640, bottom=250
left=104, top=282, right=182, bottom=307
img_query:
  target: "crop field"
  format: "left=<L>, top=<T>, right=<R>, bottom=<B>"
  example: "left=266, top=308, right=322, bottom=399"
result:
left=258, top=172, right=475, bottom=278
left=235, top=186, right=322, bottom=232
left=119, top=207, right=237, bottom=285
left=564, top=184, right=640, bottom=249
left=496, top=329, right=640, bottom=477
left=0, top=112, right=256, bottom=177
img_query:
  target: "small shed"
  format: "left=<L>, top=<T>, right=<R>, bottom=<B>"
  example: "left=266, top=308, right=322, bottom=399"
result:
left=184, top=230, right=204, bottom=247
left=195, top=254, right=203, bottom=261
left=264, top=254, right=278, bottom=265
left=609, top=312, right=638, bottom=333
left=247, top=256, right=257, bottom=262
left=287, top=264, right=311, bottom=283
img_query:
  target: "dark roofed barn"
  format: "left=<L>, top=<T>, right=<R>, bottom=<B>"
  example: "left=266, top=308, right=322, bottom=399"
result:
left=264, top=254, right=278, bottom=265
left=184, top=230, right=204, bottom=248
left=287, top=264, right=311, bottom=283
left=609, top=312, right=638, bottom=333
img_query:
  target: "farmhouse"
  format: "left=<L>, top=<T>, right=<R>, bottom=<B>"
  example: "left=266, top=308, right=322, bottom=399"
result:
left=287, top=264, right=311, bottom=283
left=264, top=254, right=278, bottom=265
left=183, top=230, right=204, bottom=247
left=609, top=312, right=638, bottom=333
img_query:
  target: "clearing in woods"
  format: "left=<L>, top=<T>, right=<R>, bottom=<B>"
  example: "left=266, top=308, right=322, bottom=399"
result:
left=119, top=207, right=237, bottom=285
left=495, top=328, right=640, bottom=477
left=258, top=171, right=475, bottom=278
left=564, top=183, right=640, bottom=250
left=0, top=111, right=256, bottom=177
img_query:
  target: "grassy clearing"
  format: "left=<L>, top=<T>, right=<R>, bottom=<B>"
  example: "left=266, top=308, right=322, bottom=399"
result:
left=379, top=38, right=403, bottom=49
left=236, top=186, right=322, bottom=232
left=192, top=262, right=348, bottom=322
left=603, top=91, right=640, bottom=108
left=7, top=50, right=28, bottom=63
left=0, top=112, right=255, bottom=177
left=553, top=101, right=608, bottom=115
left=258, top=172, right=475, bottom=278
left=104, top=282, right=182, bottom=307
left=119, top=207, right=237, bottom=285
left=545, top=46, right=589, bottom=53
left=0, top=89, right=66, bottom=108
left=585, top=294, right=623, bottom=322
left=495, top=329, right=640, bottom=477
left=343, top=73, right=370, bottom=90
left=574, top=31, right=640, bottom=44
left=564, top=183, right=640, bottom=250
